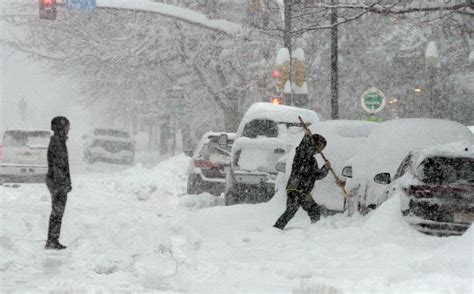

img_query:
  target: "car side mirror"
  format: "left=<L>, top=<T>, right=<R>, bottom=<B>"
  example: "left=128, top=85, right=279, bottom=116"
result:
left=342, top=166, right=352, bottom=178
left=275, top=162, right=286, bottom=173
left=374, top=173, right=391, bottom=185
left=218, top=134, right=228, bottom=147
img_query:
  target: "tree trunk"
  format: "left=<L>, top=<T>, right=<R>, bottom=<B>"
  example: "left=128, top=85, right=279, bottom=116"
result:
left=330, top=3, right=339, bottom=119
left=223, top=101, right=240, bottom=132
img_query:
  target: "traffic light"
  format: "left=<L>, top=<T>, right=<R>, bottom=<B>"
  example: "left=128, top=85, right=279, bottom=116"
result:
left=274, top=61, right=290, bottom=91
left=294, top=59, right=305, bottom=87
left=39, top=0, right=57, bottom=20
left=272, top=70, right=280, bottom=79
left=292, top=48, right=305, bottom=87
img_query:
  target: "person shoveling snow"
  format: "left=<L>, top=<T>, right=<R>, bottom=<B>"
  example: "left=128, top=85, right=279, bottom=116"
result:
left=273, top=129, right=331, bottom=230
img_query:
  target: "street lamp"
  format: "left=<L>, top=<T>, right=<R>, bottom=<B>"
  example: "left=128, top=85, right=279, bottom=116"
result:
left=388, top=97, right=400, bottom=119
left=425, top=41, right=441, bottom=117
left=388, top=98, right=398, bottom=104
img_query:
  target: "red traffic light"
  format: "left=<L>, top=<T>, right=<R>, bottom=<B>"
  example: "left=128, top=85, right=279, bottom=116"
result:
left=271, top=97, right=281, bottom=105
left=272, top=70, right=280, bottom=79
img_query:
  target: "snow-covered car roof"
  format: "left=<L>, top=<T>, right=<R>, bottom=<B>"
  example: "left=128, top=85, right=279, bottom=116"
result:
left=353, top=118, right=473, bottom=182
left=412, top=140, right=474, bottom=168
left=308, top=120, right=378, bottom=138
left=236, top=102, right=320, bottom=136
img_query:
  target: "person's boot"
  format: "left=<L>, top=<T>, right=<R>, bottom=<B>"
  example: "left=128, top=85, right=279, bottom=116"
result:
left=45, top=240, right=67, bottom=250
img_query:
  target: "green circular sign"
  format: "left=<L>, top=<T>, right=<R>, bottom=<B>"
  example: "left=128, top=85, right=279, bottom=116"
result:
left=361, top=87, right=386, bottom=114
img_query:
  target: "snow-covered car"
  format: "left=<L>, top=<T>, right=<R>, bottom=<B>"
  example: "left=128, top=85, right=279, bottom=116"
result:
left=0, top=129, right=52, bottom=183
left=373, top=141, right=474, bottom=236
left=187, top=131, right=235, bottom=196
left=275, top=120, right=379, bottom=214
left=83, top=128, right=135, bottom=165
left=342, top=118, right=473, bottom=215
left=225, top=102, right=320, bottom=205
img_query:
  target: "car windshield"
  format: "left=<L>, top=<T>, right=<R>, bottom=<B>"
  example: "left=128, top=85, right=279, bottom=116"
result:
left=3, top=131, right=50, bottom=147
left=242, top=120, right=306, bottom=139
left=420, top=156, right=474, bottom=184
left=94, top=129, right=130, bottom=138
left=242, top=119, right=278, bottom=138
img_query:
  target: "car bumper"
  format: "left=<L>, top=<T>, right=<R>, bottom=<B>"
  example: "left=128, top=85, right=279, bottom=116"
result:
left=187, top=173, right=226, bottom=196
left=404, top=215, right=471, bottom=236
left=404, top=198, right=473, bottom=236
left=226, top=182, right=275, bottom=205
left=90, top=156, right=134, bottom=165
left=0, top=164, right=47, bottom=183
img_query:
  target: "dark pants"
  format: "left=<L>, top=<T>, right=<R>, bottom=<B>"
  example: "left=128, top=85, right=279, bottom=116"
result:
left=46, top=180, right=68, bottom=243
left=274, top=190, right=320, bottom=230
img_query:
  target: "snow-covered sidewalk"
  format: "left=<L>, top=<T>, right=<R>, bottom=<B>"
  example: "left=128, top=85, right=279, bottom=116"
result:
left=1, top=155, right=472, bottom=292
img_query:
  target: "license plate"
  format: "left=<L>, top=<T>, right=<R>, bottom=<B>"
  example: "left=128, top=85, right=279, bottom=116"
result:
left=454, top=212, right=474, bottom=223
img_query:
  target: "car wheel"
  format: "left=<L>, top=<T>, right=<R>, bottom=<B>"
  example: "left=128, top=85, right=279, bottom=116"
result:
left=186, top=175, right=201, bottom=195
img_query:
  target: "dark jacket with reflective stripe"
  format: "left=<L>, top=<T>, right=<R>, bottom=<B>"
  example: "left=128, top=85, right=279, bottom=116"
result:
left=286, top=135, right=329, bottom=194
left=46, top=133, right=71, bottom=191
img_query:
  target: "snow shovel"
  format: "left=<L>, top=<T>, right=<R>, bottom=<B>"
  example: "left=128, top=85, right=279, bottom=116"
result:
left=298, top=116, right=349, bottom=198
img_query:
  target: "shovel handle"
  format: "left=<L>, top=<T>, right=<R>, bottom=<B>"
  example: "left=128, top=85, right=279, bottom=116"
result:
left=298, top=116, right=349, bottom=198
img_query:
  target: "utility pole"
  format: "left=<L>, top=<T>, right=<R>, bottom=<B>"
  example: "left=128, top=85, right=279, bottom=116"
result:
left=330, top=1, right=339, bottom=119
left=283, top=0, right=294, bottom=105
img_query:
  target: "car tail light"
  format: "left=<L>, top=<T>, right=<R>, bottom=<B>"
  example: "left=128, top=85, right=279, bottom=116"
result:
left=404, top=185, right=434, bottom=198
left=193, top=159, right=220, bottom=169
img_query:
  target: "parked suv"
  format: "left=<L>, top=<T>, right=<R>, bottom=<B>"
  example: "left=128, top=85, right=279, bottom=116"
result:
left=373, top=141, right=473, bottom=236
left=0, top=129, right=51, bottom=183
left=83, top=128, right=135, bottom=165
left=341, top=118, right=473, bottom=215
left=186, top=132, right=235, bottom=196
left=225, top=102, right=320, bottom=205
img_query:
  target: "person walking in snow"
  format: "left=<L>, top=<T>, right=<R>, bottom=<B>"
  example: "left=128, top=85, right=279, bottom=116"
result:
left=45, top=116, right=72, bottom=250
left=273, top=130, right=330, bottom=230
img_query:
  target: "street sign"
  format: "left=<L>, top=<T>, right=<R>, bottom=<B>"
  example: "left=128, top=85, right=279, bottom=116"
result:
left=361, top=87, right=386, bottom=114
left=67, top=0, right=96, bottom=11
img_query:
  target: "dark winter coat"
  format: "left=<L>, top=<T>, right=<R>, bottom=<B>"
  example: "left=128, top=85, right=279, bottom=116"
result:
left=286, top=135, right=329, bottom=194
left=46, top=117, right=71, bottom=193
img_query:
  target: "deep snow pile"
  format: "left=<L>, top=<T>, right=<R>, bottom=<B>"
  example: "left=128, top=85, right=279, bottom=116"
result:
left=1, top=155, right=472, bottom=292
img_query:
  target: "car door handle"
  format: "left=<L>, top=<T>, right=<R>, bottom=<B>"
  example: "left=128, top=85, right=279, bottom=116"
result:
left=273, top=148, right=285, bottom=154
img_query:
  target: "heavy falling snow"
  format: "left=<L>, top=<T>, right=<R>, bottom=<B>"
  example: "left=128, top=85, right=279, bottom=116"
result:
left=1, top=0, right=473, bottom=292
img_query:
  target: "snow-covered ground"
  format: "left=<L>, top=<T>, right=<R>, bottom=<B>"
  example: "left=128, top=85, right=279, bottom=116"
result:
left=1, top=155, right=472, bottom=292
